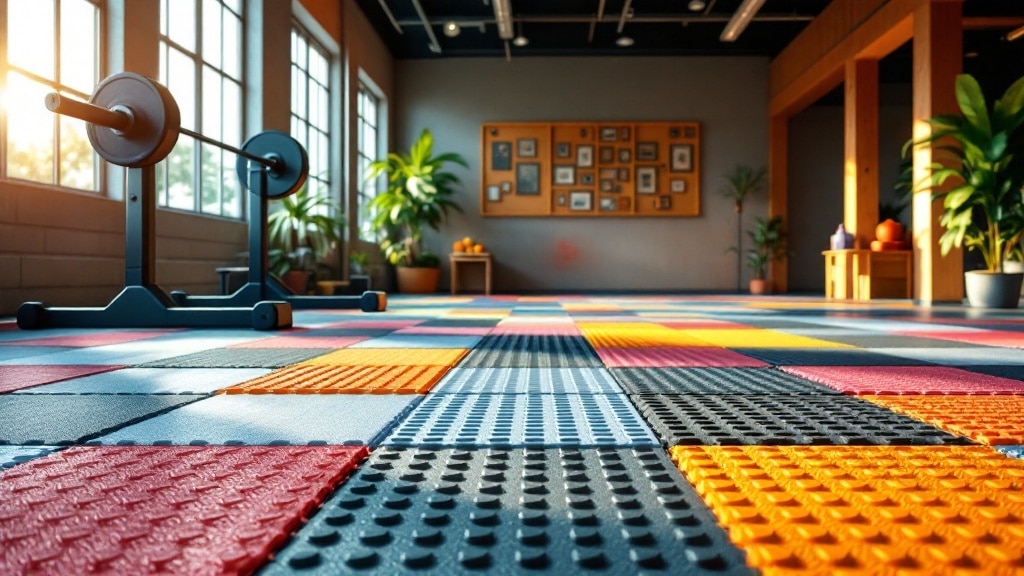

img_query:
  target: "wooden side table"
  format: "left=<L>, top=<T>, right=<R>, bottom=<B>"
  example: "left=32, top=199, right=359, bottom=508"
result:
left=823, top=249, right=911, bottom=300
left=449, top=253, right=492, bottom=295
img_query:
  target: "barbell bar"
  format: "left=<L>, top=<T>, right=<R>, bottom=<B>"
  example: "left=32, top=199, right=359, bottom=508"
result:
left=45, top=72, right=307, bottom=199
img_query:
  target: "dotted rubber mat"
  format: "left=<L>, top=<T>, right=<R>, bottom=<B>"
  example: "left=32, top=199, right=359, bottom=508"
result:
left=0, top=394, right=204, bottom=445
left=0, top=365, right=123, bottom=393
left=781, top=365, right=1024, bottom=395
left=860, top=395, right=1024, bottom=445
left=611, top=367, right=838, bottom=395
left=460, top=335, right=601, bottom=368
left=383, top=394, right=658, bottom=447
left=730, top=348, right=935, bottom=366
left=630, top=394, right=970, bottom=446
left=0, top=445, right=366, bottom=575
left=218, top=365, right=450, bottom=394
left=431, top=367, right=623, bottom=394
left=0, top=446, right=58, bottom=469
left=263, top=448, right=753, bottom=575
left=300, top=348, right=468, bottom=367
left=595, top=347, right=769, bottom=368
left=14, top=367, right=272, bottom=395
left=138, top=348, right=333, bottom=368
left=669, top=445, right=1024, bottom=575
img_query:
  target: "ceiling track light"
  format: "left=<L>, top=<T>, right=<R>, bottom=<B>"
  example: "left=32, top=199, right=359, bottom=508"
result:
left=688, top=0, right=706, bottom=11
left=720, top=0, right=766, bottom=42
left=616, top=36, right=634, bottom=47
left=512, top=21, right=529, bottom=46
left=410, top=0, right=442, bottom=53
left=493, top=0, right=514, bottom=40
left=443, top=21, right=461, bottom=37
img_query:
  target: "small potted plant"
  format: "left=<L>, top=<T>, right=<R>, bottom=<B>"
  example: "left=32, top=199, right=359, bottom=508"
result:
left=737, top=215, right=787, bottom=294
left=719, top=164, right=768, bottom=292
left=267, top=185, right=344, bottom=294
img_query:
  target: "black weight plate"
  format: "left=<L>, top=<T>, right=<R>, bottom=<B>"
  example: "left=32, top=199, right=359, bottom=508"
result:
left=87, top=72, right=180, bottom=167
left=236, top=130, right=308, bottom=199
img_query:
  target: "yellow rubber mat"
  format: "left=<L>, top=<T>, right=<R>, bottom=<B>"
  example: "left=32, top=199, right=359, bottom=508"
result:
left=861, top=395, right=1024, bottom=446
left=670, top=445, right=1024, bottom=576
left=217, top=364, right=448, bottom=394
left=684, top=329, right=855, bottom=348
left=579, top=326, right=709, bottom=348
left=301, top=348, right=468, bottom=367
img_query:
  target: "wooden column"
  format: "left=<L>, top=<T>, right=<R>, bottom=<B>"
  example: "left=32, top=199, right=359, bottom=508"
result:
left=768, top=114, right=789, bottom=293
left=844, top=59, right=880, bottom=248
left=912, top=0, right=963, bottom=303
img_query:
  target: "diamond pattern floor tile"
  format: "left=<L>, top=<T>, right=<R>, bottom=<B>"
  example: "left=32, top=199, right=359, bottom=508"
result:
left=218, top=365, right=449, bottom=394
left=781, top=365, right=1024, bottom=395
left=0, top=365, right=123, bottom=393
left=460, top=335, right=600, bottom=368
left=14, top=368, right=272, bottom=395
left=596, top=347, right=769, bottom=368
left=431, top=368, right=623, bottom=394
left=861, top=395, right=1024, bottom=445
left=611, top=367, right=838, bottom=395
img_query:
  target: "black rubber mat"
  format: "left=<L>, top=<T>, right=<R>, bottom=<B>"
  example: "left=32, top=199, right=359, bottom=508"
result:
left=0, top=394, right=203, bottom=445
left=460, top=335, right=601, bottom=368
left=960, top=365, right=1024, bottom=381
left=263, top=447, right=753, bottom=575
left=611, top=367, right=839, bottom=395
left=804, top=334, right=987, bottom=348
left=730, top=348, right=935, bottom=366
left=630, top=394, right=971, bottom=446
left=138, top=348, right=331, bottom=368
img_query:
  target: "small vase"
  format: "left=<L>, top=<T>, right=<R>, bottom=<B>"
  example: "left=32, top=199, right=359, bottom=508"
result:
left=830, top=224, right=854, bottom=250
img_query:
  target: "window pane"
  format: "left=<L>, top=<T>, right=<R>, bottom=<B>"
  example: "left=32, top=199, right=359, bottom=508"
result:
left=167, top=48, right=196, bottom=130
left=59, top=114, right=96, bottom=189
left=59, top=0, right=98, bottom=94
left=165, top=140, right=195, bottom=210
left=223, top=79, right=241, bottom=148
left=6, top=73, right=55, bottom=184
left=202, top=0, right=222, bottom=69
left=9, top=0, right=56, bottom=78
left=222, top=8, right=242, bottom=79
left=202, top=67, right=222, bottom=139
left=166, top=0, right=196, bottom=51
left=200, top=144, right=220, bottom=214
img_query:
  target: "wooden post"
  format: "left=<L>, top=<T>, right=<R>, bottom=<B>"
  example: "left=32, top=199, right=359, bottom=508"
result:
left=844, top=59, right=880, bottom=248
left=768, top=115, right=789, bottom=293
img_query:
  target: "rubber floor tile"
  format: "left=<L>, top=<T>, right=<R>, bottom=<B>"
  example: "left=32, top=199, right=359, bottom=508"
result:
left=0, top=335, right=265, bottom=366
left=669, top=445, right=1024, bottom=576
left=631, top=394, right=969, bottom=446
left=596, top=347, right=769, bottom=368
left=781, top=365, right=1024, bottom=395
left=0, top=445, right=367, bottom=575
left=867, top=346, right=1024, bottom=365
left=996, top=445, right=1024, bottom=459
left=431, top=367, right=623, bottom=394
left=0, top=346, right=74, bottom=362
left=0, top=446, right=58, bottom=469
left=140, top=348, right=336, bottom=368
left=418, top=318, right=502, bottom=328
left=860, top=395, right=1024, bottom=445
left=731, top=348, right=935, bottom=366
left=349, top=334, right=483, bottom=349
left=286, top=328, right=396, bottom=338
left=394, top=326, right=493, bottom=336
left=459, top=335, right=600, bottom=368
left=961, top=365, right=1024, bottom=381
left=684, top=329, right=854, bottom=349
left=228, top=336, right=369, bottom=348
left=611, top=368, right=838, bottom=395
left=94, top=394, right=417, bottom=446
left=14, top=368, right=272, bottom=395
left=264, top=447, right=753, bottom=575
left=384, top=394, right=658, bottom=447
left=0, top=365, right=122, bottom=393
left=0, top=330, right=172, bottom=348
left=581, top=327, right=710, bottom=348
left=301, top=348, right=468, bottom=367
left=804, top=333, right=988, bottom=348
left=218, top=365, right=449, bottom=394
left=0, top=394, right=203, bottom=444
left=489, top=323, right=582, bottom=336
left=317, top=320, right=424, bottom=330
left=894, top=329, right=1024, bottom=348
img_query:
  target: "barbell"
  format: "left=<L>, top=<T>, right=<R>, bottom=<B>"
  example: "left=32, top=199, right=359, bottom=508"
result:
left=45, top=72, right=307, bottom=199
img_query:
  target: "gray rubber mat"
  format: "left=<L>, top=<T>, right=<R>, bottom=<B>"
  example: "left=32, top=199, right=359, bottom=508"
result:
left=432, top=368, right=623, bottom=394
left=730, top=348, right=936, bottom=366
left=630, top=394, right=971, bottom=446
left=804, top=334, right=988, bottom=348
left=138, top=348, right=331, bottom=368
left=611, top=367, right=839, bottom=395
left=0, top=394, right=203, bottom=445
left=460, top=335, right=600, bottom=368
left=959, top=365, right=1024, bottom=381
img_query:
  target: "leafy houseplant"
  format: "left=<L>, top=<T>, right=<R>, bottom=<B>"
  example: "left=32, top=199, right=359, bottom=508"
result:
left=739, top=215, right=787, bottom=294
left=365, top=129, right=467, bottom=293
left=267, top=185, right=344, bottom=293
left=911, top=73, right=1024, bottom=307
left=719, top=164, right=767, bottom=292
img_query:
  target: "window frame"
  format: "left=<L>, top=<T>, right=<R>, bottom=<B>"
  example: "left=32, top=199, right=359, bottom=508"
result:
left=356, top=77, right=385, bottom=242
left=289, top=19, right=333, bottom=214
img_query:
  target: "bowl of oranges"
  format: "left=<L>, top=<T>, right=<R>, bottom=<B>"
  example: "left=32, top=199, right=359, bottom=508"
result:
left=453, top=236, right=486, bottom=254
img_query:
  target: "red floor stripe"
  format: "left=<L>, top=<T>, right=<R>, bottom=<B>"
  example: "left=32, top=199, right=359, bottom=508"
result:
left=0, top=365, right=123, bottom=393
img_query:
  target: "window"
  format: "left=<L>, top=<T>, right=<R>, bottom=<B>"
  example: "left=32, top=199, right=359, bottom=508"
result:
left=290, top=22, right=331, bottom=211
left=2, top=0, right=102, bottom=190
left=357, top=83, right=382, bottom=241
left=158, top=0, right=243, bottom=218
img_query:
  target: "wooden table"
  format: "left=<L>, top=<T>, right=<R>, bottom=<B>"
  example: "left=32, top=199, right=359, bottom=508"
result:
left=449, top=253, right=492, bottom=295
left=823, top=249, right=911, bottom=300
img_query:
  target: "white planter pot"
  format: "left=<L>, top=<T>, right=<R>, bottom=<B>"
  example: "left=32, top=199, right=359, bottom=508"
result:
left=964, top=270, right=1023, bottom=309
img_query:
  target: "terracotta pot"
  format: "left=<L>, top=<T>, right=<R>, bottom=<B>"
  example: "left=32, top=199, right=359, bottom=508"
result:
left=281, top=270, right=309, bottom=295
left=396, top=266, right=440, bottom=294
left=875, top=219, right=905, bottom=243
left=749, top=279, right=770, bottom=295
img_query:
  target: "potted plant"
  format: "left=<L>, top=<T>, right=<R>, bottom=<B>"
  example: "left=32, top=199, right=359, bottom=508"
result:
left=719, top=164, right=767, bottom=292
left=365, top=128, right=467, bottom=293
left=267, top=185, right=344, bottom=294
left=736, top=215, right=787, bottom=295
left=911, top=73, right=1024, bottom=308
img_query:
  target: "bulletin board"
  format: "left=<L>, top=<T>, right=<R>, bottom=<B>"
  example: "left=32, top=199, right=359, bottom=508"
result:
left=480, top=121, right=701, bottom=217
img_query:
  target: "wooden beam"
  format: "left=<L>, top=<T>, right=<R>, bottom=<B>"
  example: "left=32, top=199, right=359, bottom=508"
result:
left=768, top=115, right=789, bottom=293
left=844, top=59, right=880, bottom=248
left=962, top=16, right=1024, bottom=30
left=912, top=0, right=963, bottom=303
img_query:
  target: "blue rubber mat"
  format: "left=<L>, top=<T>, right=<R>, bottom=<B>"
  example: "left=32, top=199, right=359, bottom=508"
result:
left=997, top=446, right=1024, bottom=459
left=431, top=368, right=623, bottom=394
left=0, top=446, right=60, bottom=468
left=12, top=367, right=272, bottom=395
left=0, top=346, right=76, bottom=361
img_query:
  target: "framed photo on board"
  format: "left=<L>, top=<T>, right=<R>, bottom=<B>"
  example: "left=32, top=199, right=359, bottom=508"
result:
left=554, top=165, right=576, bottom=185
left=599, top=146, right=614, bottom=163
left=516, top=163, right=540, bottom=195
left=637, top=166, right=657, bottom=194
left=671, top=144, right=693, bottom=172
left=600, top=127, right=617, bottom=141
left=671, top=179, right=686, bottom=193
left=556, top=142, right=571, bottom=158
left=486, top=185, right=501, bottom=202
left=636, top=142, right=657, bottom=161
left=577, top=145, right=594, bottom=168
left=569, top=190, right=592, bottom=211
left=491, top=141, right=511, bottom=171
left=518, top=138, right=537, bottom=158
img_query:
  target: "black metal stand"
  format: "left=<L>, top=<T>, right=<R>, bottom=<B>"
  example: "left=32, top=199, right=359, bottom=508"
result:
left=17, top=166, right=292, bottom=330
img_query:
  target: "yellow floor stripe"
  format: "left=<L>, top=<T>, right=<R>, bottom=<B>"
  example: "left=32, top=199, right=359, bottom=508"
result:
left=301, top=348, right=468, bottom=367
left=217, top=364, right=448, bottom=394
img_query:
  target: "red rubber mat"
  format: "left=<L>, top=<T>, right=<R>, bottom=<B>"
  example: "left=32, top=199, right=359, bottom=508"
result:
left=595, top=347, right=769, bottom=368
left=0, top=331, right=174, bottom=347
left=782, top=365, right=1024, bottom=395
left=0, top=365, right=123, bottom=394
left=0, top=445, right=367, bottom=575
left=228, top=336, right=369, bottom=348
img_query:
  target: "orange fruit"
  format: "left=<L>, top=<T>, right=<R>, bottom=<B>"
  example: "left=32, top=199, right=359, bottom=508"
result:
left=473, top=244, right=485, bottom=254
left=462, top=236, right=473, bottom=247
left=453, top=241, right=464, bottom=252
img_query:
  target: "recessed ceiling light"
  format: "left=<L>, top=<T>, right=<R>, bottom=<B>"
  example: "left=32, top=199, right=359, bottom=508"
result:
left=616, top=36, right=634, bottom=47
left=513, top=35, right=529, bottom=47
left=443, top=21, right=461, bottom=37
left=688, top=0, right=706, bottom=11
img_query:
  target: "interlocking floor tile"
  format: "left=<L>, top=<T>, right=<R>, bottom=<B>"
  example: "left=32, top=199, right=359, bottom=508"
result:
left=0, top=346, right=78, bottom=362
left=0, top=445, right=366, bottom=575
left=349, top=334, right=483, bottom=349
left=383, top=394, right=658, bottom=447
left=489, top=323, right=581, bottom=336
left=611, top=368, right=837, bottom=395
left=997, top=446, right=1024, bottom=459
left=596, top=347, right=769, bottom=368
left=781, top=365, right=1024, bottom=395
left=14, top=368, right=272, bottom=395
left=895, top=329, right=1024, bottom=348
left=264, top=447, right=753, bottom=575
left=419, top=318, right=501, bottom=328
left=395, top=326, right=493, bottom=336
left=731, top=348, right=935, bottom=366
left=956, top=365, right=1024, bottom=381
left=0, top=331, right=173, bottom=348
left=0, top=365, right=123, bottom=393
left=684, top=329, right=853, bottom=348
left=861, top=395, right=1024, bottom=445
left=804, top=333, right=987, bottom=348
left=94, top=395, right=419, bottom=445
left=866, top=347, right=1024, bottom=366
left=0, top=446, right=59, bottom=469
left=301, top=348, right=468, bottom=367
left=670, top=445, right=1024, bottom=576
left=0, top=394, right=203, bottom=445
left=460, top=335, right=600, bottom=368
left=631, top=394, right=969, bottom=446
left=228, top=336, right=369, bottom=348
left=580, top=326, right=709, bottom=348
left=431, top=368, right=623, bottom=394
left=0, top=335, right=267, bottom=366
left=139, top=348, right=332, bottom=368
left=218, top=365, right=449, bottom=394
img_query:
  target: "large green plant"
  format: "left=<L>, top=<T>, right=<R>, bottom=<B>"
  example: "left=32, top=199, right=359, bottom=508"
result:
left=719, top=164, right=767, bottom=291
left=911, top=73, right=1024, bottom=273
left=738, top=215, right=787, bottom=280
left=365, top=129, right=468, bottom=267
left=267, top=185, right=344, bottom=275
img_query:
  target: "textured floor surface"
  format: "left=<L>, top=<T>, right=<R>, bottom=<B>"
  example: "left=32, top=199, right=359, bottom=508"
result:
left=2, top=294, right=1024, bottom=575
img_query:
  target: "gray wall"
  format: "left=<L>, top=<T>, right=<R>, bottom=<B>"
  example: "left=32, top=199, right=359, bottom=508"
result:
left=394, top=57, right=771, bottom=293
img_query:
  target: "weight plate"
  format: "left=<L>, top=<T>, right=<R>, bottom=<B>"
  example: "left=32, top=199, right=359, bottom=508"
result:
left=236, top=130, right=309, bottom=199
left=87, top=72, right=181, bottom=168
